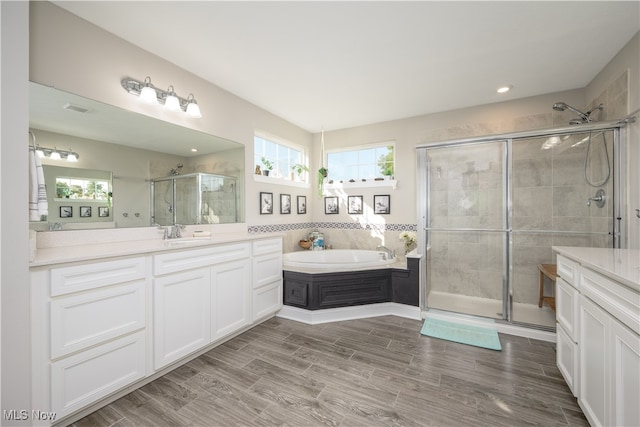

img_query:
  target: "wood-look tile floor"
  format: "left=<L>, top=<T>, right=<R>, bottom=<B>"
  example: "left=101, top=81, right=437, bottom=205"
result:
left=71, top=316, right=588, bottom=427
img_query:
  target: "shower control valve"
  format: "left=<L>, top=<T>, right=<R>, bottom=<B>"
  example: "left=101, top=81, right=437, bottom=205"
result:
left=587, top=189, right=606, bottom=208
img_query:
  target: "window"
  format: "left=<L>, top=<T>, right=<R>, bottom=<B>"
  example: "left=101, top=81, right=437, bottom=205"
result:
left=55, top=176, right=110, bottom=200
left=254, top=133, right=306, bottom=181
left=326, top=143, right=394, bottom=182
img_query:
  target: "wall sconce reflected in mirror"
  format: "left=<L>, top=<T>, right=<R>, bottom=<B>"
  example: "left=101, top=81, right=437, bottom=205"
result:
left=36, top=146, right=79, bottom=162
left=121, top=76, right=202, bottom=118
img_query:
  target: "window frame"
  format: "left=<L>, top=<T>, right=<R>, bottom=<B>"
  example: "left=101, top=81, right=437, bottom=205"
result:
left=254, top=131, right=309, bottom=187
left=324, top=141, right=396, bottom=187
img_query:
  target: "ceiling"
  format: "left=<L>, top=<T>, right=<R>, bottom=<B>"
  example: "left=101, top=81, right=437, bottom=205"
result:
left=53, top=1, right=639, bottom=133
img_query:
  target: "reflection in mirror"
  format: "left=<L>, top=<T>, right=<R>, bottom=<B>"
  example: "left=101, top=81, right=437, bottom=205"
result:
left=44, top=165, right=113, bottom=227
left=29, top=82, right=245, bottom=230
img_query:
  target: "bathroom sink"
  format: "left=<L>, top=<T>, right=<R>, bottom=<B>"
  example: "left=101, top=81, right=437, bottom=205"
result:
left=164, top=237, right=212, bottom=247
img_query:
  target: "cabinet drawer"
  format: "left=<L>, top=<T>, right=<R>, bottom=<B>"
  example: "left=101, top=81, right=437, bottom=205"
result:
left=153, top=243, right=250, bottom=276
left=557, top=255, right=578, bottom=288
left=253, top=238, right=282, bottom=256
left=253, top=280, right=282, bottom=321
left=557, top=277, right=579, bottom=340
left=51, top=331, right=146, bottom=419
left=51, top=257, right=146, bottom=296
left=253, top=252, right=283, bottom=289
left=51, top=281, right=146, bottom=359
left=556, top=324, right=578, bottom=397
left=580, top=268, right=640, bottom=335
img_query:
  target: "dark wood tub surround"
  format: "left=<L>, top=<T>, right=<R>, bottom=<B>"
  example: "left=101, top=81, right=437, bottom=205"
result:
left=283, top=257, right=419, bottom=310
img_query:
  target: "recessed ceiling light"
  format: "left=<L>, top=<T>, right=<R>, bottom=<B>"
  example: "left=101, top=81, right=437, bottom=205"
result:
left=497, top=85, right=513, bottom=94
left=191, top=148, right=198, bottom=152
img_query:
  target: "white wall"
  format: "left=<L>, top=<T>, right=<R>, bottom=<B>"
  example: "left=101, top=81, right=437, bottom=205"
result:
left=1, top=0, right=30, bottom=419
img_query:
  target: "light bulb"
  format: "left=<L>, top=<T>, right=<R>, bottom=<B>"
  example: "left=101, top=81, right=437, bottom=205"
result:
left=164, top=86, right=181, bottom=111
left=66, top=153, right=78, bottom=162
left=186, top=101, right=202, bottom=118
left=185, top=93, right=202, bottom=118
left=50, top=151, right=61, bottom=160
left=139, top=76, right=158, bottom=104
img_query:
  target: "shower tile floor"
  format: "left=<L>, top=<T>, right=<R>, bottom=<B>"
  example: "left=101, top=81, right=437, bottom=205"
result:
left=428, top=291, right=557, bottom=328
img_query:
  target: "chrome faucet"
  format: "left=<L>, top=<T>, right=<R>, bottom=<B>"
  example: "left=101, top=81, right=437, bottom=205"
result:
left=587, top=189, right=606, bottom=208
left=169, top=224, right=185, bottom=239
left=376, top=245, right=395, bottom=260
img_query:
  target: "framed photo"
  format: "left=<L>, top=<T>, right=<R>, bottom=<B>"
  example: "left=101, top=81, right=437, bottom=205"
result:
left=59, top=206, right=72, bottom=218
left=348, top=195, right=363, bottom=214
left=324, top=196, right=339, bottom=214
left=280, top=194, right=291, bottom=214
left=98, top=206, right=110, bottom=217
left=79, top=206, right=92, bottom=218
left=260, top=192, right=273, bottom=214
left=297, top=196, right=307, bottom=214
left=374, top=195, right=390, bottom=214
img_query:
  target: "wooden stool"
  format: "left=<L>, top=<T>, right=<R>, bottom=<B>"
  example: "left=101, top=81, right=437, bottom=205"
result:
left=538, top=264, right=557, bottom=312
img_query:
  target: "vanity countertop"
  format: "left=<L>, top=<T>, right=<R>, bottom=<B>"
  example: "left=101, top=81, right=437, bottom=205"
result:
left=30, top=232, right=281, bottom=267
left=553, top=246, right=640, bottom=292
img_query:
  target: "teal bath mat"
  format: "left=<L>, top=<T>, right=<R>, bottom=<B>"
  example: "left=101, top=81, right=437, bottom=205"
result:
left=420, top=317, right=502, bottom=351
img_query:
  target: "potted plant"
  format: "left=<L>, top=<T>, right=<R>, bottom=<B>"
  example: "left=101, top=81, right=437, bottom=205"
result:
left=318, top=167, right=328, bottom=196
left=291, top=163, right=309, bottom=180
left=261, top=157, right=274, bottom=176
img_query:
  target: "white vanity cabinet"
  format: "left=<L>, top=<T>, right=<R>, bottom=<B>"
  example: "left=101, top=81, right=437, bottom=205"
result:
left=251, top=238, right=283, bottom=321
left=30, top=257, right=148, bottom=421
left=554, top=248, right=640, bottom=427
left=30, top=234, right=283, bottom=425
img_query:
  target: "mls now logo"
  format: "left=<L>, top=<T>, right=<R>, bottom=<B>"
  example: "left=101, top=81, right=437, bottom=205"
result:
left=3, top=409, right=57, bottom=421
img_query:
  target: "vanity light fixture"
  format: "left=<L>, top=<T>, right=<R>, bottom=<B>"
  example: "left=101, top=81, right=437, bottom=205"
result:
left=121, top=76, right=202, bottom=118
left=35, top=146, right=80, bottom=162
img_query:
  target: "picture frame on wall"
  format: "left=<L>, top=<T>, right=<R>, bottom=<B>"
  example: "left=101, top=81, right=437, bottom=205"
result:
left=260, top=192, right=273, bottom=214
left=347, top=195, right=363, bottom=214
left=79, top=206, right=92, bottom=218
left=324, top=196, right=339, bottom=214
left=280, top=194, right=291, bottom=214
left=297, top=196, right=307, bottom=214
left=98, top=206, right=110, bottom=217
left=59, top=206, right=72, bottom=218
left=374, top=194, right=390, bottom=214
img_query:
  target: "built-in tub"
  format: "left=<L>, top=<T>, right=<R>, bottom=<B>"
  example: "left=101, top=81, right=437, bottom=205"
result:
left=283, top=249, right=396, bottom=270
left=282, top=249, right=419, bottom=310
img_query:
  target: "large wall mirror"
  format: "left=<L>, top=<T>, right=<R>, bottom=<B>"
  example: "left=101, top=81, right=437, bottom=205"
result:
left=29, top=82, right=245, bottom=230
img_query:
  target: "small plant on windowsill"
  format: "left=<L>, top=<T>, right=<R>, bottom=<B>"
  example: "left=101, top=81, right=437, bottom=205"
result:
left=261, top=157, right=274, bottom=176
left=291, top=163, right=309, bottom=181
left=318, top=167, right=328, bottom=197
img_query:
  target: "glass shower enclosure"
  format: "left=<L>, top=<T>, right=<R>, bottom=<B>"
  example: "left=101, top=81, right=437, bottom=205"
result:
left=417, top=124, right=623, bottom=330
left=151, top=173, right=239, bottom=226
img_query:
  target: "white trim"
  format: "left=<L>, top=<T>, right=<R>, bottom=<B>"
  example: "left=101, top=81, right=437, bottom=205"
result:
left=253, top=173, right=309, bottom=188
left=325, top=179, right=397, bottom=190
left=423, top=310, right=557, bottom=342
left=276, top=303, right=421, bottom=325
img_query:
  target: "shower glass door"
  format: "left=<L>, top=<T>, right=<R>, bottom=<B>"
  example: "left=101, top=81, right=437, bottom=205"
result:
left=426, top=140, right=508, bottom=320
left=510, top=130, right=615, bottom=327
left=422, top=128, right=619, bottom=329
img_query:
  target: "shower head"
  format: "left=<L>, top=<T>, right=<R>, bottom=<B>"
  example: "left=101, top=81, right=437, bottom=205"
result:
left=552, top=101, right=593, bottom=123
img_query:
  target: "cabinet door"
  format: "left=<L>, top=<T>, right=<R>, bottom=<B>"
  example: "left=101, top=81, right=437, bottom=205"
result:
left=253, top=280, right=282, bottom=321
left=211, top=258, right=251, bottom=340
left=610, top=319, right=640, bottom=427
left=579, top=295, right=609, bottom=427
left=154, top=269, right=211, bottom=370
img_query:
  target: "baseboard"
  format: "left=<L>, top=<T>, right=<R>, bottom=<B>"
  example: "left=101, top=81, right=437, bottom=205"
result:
left=276, top=303, right=421, bottom=325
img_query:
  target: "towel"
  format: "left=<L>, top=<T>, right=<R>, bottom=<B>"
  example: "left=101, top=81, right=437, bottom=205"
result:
left=29, top=147, right=48, bottom=221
